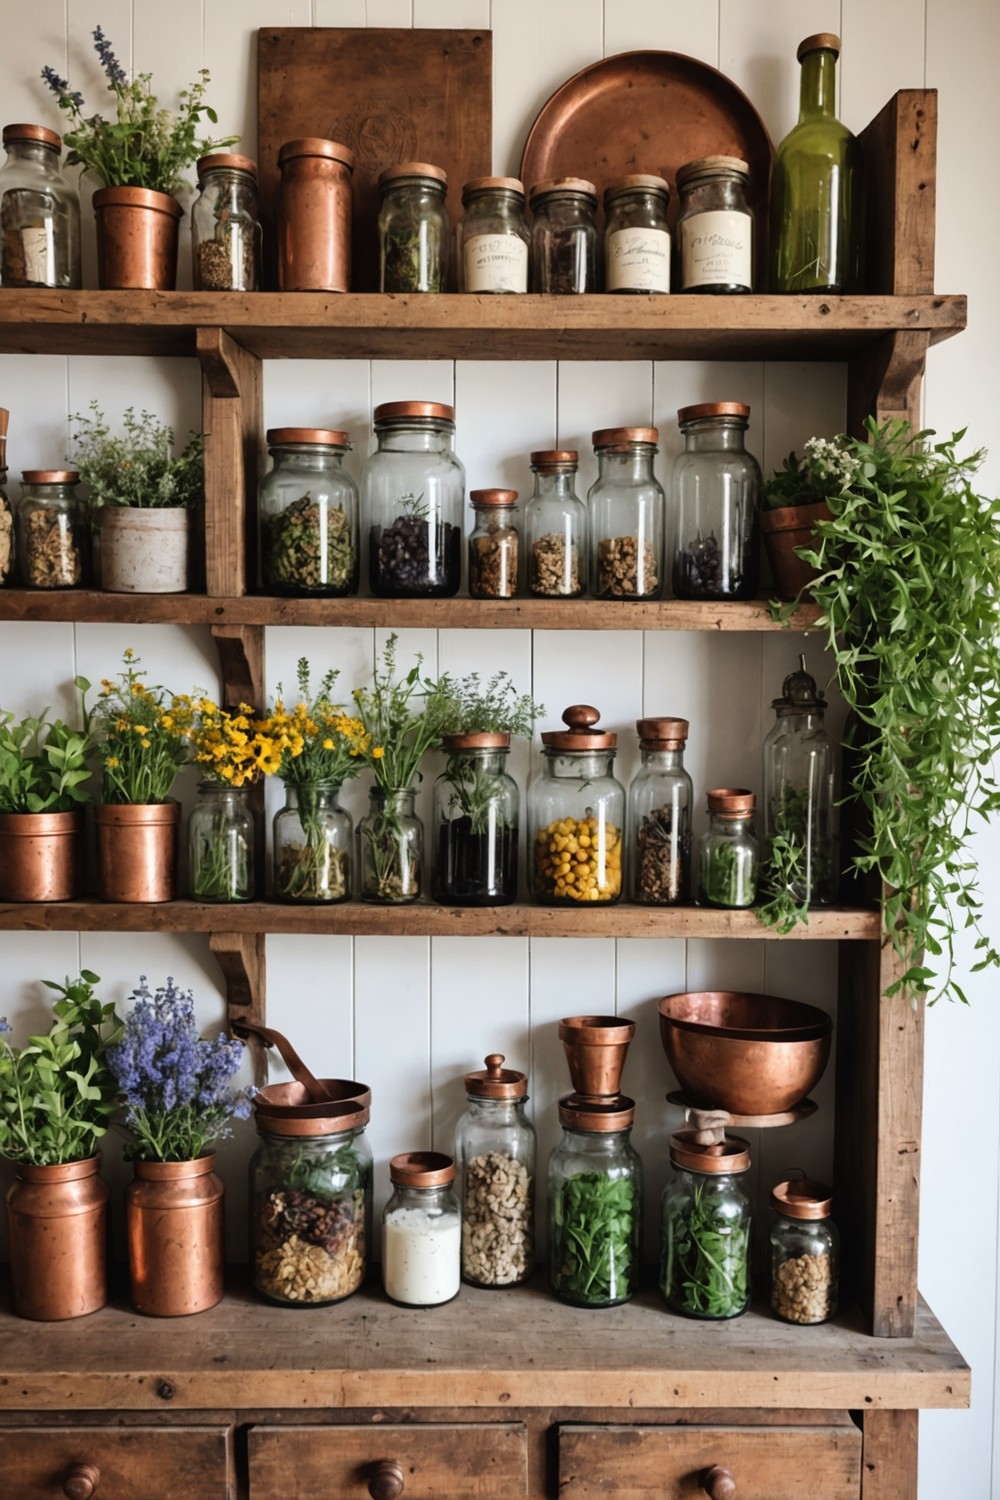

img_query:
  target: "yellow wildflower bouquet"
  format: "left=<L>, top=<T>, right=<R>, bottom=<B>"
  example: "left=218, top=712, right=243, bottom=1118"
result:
left=187, top=698, right=278, bottom=786
left=86, top=650, right=192, bottom=805
left=262, top=659, right=372, bottom=787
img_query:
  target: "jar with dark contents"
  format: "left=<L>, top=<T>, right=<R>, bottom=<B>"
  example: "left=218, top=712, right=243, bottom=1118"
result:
left=259, top=428, right=358, bottom=596
left=675, top=155, right=753, bottom=293
left=0, top=407, right=13, bottom=585
left=378, top=161, right=449, bottom=293
left=455, top=1054, right=536, bottom=1286
left=363, top=401, right=464, bottom=597
left=588, top=427, right=664, bottom=599
left=529, top=177, right=599, bottom=294
left=0, top=124, right=80, bottom=288
left=461, top=177, right=529, bottom=294
left=525, top=450, right=586, bottom=597
left=468, top=488, right=519, bottom=598
left=191, top=153, right=261, bottom=290
left=604, top=175, right=671, bottom=293
left=628, top=717, right=693, bottom=904
left=17, top=470, right=88, bottom=588
left=697, top=788, right=758, bottom=908
left=671, top=402, right=760, bottom=601
left=529, top=705, right=624, bottom=905
left=433, top=734, right=519, bottom=905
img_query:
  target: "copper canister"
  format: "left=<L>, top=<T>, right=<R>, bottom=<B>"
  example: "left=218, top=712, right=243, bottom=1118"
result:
left=93, top=800, right=181, bottom=903
left=6, top=1155, right=108, bottom=1320
left=0, top=809, right=84, bottom=901
left=277, top=137, right=355, bottom=292
left=126, top=1155, right=225, bottom=1317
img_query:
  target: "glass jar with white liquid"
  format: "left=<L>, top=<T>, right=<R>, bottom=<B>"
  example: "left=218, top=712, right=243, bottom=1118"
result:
left=382, top=1151, right=461, bottom=1307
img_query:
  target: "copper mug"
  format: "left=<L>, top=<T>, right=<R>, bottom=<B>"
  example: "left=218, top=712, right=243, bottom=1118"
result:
left=277, top=137, right=355, bottom=292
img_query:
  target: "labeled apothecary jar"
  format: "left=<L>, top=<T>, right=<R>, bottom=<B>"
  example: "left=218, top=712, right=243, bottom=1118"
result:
left=468, top=488, right=519, bottom=599
left=671, top=402, right=761, bottom=601
left=461, top=177, right=529, bottom=294
left=191, top=152, right=261, bottom=291
left=0, top=407, right=13, bottom=586
left=17, top=470, right=88, bottom=588
left=770, top=1177, right=839, bottom=1325
left=273, top=781, right=352, bottom=903
left=529, top=177, right=599, bottom=293
left=549, top=1095, right=642, bottom=1307
left=675, top=154, right=753, bottom=293
left=378, top=161, right=449, bottom=292
left=588, top=426, right=664, bottom=599
left=0, top=124, right=80, bottom=288
left=525, top=450, right=586, bottom=597
left=529, top=705, right=624, bottom=905
left=698, top=788, right=758, bottom=908
left=433, top=733, right=519, bottom=905
left=763, top=657, right=837, bottom=907
left=456, top=1054, right=536, bottom=1287
left=188, top=780, right=255, bottom=902
left=604, top=174, right=671, bottom=293
left=661, top=1131, right=752, bottom=1319
left=364, top=401, right=464, bottom=596
left=357, top=786, right=423, bottom=903
left=628, top=717, right=693, bottom=904
left=277, top=137, right=355, bottom=292
left=383, top=1151, right=461, bottom=1307
left=251, top=1102, right=372, bottom=1306
left=259, top=428, right=358, bottom=596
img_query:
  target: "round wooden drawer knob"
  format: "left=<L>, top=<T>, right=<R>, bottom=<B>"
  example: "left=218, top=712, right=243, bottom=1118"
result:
left=703, top=1466, right=737, bottom=1500
left=368, top=1459, right=405, bottom=1499
left=63, top=1465, right=101, bottom=1500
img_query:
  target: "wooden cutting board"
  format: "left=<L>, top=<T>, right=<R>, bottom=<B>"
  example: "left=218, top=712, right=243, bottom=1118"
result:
left=257, top=27, right=493, bottom=291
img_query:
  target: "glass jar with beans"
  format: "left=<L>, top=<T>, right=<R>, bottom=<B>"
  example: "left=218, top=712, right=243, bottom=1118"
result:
left=258, top=428, right=359, bottom=595
left=525, top=449, right=586, bottom=598
left=770, top=1177, right=839, bottom=1325
left=627, top=717, right=693, bottom=904
left=363, top=400, right=465, bottom=597
left=528, top=705, right=624, bottom=905
left=455, top=1054, right=536, bottom=1288
left=587, top=427, right=664, bottom=599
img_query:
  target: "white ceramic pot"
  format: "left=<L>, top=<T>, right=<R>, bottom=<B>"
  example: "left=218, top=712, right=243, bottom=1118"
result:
left=97, top=506, right=190, bottom=593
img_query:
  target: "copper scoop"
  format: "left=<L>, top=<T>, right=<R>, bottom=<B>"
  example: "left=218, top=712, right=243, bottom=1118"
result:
left=233, top=1020, right=334, bottom=1101
left=234, top=1020, right=371, bottom=1117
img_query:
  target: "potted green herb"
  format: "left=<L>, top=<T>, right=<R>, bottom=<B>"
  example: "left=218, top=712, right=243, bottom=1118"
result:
left=760, top=435, right=860, bottom=600
left=0, top=691, right=93, bottom=902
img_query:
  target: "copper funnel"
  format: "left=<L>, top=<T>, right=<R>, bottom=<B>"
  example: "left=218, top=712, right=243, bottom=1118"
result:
left=93, top=186, right=183, bottom=290
left=0, top=810, right=84, bottom=901
left=6, top=1155, right=108, bottom=1320
left=126, top=1155, right=224, bottom=1317
left=558, top=1014, right=635, bottom=1099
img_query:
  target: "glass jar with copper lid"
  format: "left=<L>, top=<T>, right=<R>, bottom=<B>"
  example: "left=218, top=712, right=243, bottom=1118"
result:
left=17, top=470, right=88, bottom=588
left=529, top=705, right=624, bottom=905
left=0, top=408, right=12, bottom=586
left=277, top=137, right=355, bottom=292
left=604, top=175, right=671, bottom=293
left=433, top=732, right=519, bottom=905
left=382, top=1151, right=461, bottom=1307
left=259, top=428, right=358, bottom=595
left=362, top=400, right=464, bottom=597
left=455, top=1054, right=536, bottom=1287
left=770, top=1176, right=839, bottom=1324
left=0, top=124, right=80, bottom=288
left=671, top=401, right=761, bottom=601
left=468, top=488, right=519, bottom=599
left=525, top=450, right=586, bottom=598
left=461, top=177, right=529, bottom=294
left=529, top=177, right=599, bottom=294
left=628, top=717, right=693, bottom=904
left=588, top=426, right=664, bottom=600
left=378, top=161, right=449, bottom=293
left=675, top=154, right=753, bottom=293
left=548, top=1095, right=642, bottom=1307
left=697, top=788, right=758, bottom=908
left=661, top=1130, right=752, bottom=1319
left=191, top=153, right=261, bottom=291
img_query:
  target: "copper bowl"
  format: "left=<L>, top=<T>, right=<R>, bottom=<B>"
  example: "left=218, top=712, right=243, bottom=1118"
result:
left=657, top=991, right=832, bottom=1115
left=253, top=1078, right=371, bottom=1117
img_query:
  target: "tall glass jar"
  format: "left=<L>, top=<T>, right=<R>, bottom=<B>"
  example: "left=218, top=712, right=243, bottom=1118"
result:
left=604, top=174, right=671, bottom=293
left=191, top=152, right=261, bottom=291
left=675, top=155, right=753, bottom=293
left=378, top=161, right=449, bottom=293
left=661, top=1131, right=751, bottom=1319
left=770, top=1177, right=839, bottom=1325
left=529, top=177, right=599, bottom=294
left=363, top=400, right=464, bottom=597
left=455, top=1054, right=536, bottom=1288
left=671, top=402, right=761, bottom=601
left=0, top=407, right=13, bottom=586
left=259, top=428, right=358, bottom=596
left=525, top=450, right=586, bottom=598
left=762, top=657, right=837, bottom=907
left=549, top=1096, right=642, bottom=1307
left=468, top=488, right=519, bottom=599
left=382, top=1152, right=461, bottom=1307
left=0, top=124, right=80, bottom=288
left=697, top=788, right=758, bottom=908
left=17, top=469, right=88, bottom=588
left=433, top=734, right=519, bottom=905
left=628, top=717, right=693, bottom=904
left=188, top=780, right=255, bottom=902
left=273, top=780, right=352, bottom=903
left=357, top=786, right=423, bottom=904
left=529, top=705, right=624, bottom=905
left=251, top=1107, right=372, bottom=1306
left=461, top=177, right=529, bottom=294
left=588, top=426, right=664, bottom=600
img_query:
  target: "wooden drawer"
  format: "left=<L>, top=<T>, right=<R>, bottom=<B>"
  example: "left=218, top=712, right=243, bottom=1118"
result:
left=248, top=1422, right=528, bottom=1498
left=558, top=1418, right=862, bottom=1499
left=0, top=1426, right=232, bottom=1500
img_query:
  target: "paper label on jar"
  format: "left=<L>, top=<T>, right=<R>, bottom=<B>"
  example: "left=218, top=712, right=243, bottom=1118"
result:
left=464, top=233, right=528, bottom=293
left=606, top=227, right=671, bottom=291
left=680, top=210, right=752, bottom=289
left=15, top=225, right=53, bottom=286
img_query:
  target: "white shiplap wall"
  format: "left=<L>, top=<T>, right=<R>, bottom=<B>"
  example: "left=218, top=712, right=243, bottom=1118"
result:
left=0, top=2, right=997, bottom=1493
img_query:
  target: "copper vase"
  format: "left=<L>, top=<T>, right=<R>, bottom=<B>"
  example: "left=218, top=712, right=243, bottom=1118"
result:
left=558, top=1015, right=636, bottom=1100
left=126, top=1155, right=225, bottom=1317
left=0, top=809, right=84, bottom=901
left=5, top=1155, right=108, bottom=1321
left=760, top=500, right=832, bottom=601
left=277, top=138, right=354, bottom=291
left=93, top=186, right=183, bottom=290
left=94, top=800, right=180, bottom=902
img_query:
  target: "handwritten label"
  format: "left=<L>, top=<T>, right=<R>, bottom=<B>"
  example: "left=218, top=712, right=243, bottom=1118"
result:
left=680, top=210, right=751, bottom=290
left=464, top=233, right=528, bottom=294
left=606, top=227, right=671, bottom=291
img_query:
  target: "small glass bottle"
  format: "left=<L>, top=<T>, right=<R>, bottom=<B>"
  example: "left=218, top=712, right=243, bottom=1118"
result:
left=588, top=426, right=664, bottom=600
left=357, top=786, right=423, bottom=904
left=455, top=1054, right=536, bottom=1288
left=468, top=488, right=519, bottom=599
left=382, top=1151, right=461, bottom=1307
left=549, top=1095, right=642, bottom=1307
left=259, top=427, right=358, bottom=596
left=671, top=402, right=761, bottom=601
left=191, top=153, right=261, bottom=291
left=529, top=177, right=599, bottom=294
left=698, top=788, right=758, bottom=908
left=433, top=734, right=519, bottom=905
left=525, top=449, right=586, bottom=598
left=378, top=161, right=449, bottom=293
left=529, top=705, right=624, bottom=905
left=628, top=717, right=693, bottom=904
left=661, top=1131, right=752, bottom=1319
left=363, top=400, right=465, bottom=597
left=0, top=407, right=13, bottom=586
left=188, top=780, right=255, bottom=902
left=762, top=656, right=838, bottom=907
left=0, top=124, right=81, bottom=288
left=273, top=780, right=352, bottom=903
left=675, top=155, right=753, bottom=293
left=604, top=175, right=671, bottom=294
left=461, top=177, right=529, bottom=294
left=17, top=469, right=88, bottom=588
left=770, top=1177, right=839, bottom=1324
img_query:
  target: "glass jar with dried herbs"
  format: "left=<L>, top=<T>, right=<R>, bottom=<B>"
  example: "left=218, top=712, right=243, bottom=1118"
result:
left=671, top=401, right=760, bottom=601
left=627, top=717, right=693, bottom=904
left=661, top=1131, right=752, bottom=1320
left=675, top=154, right=754, bottom=293
left=259, top=428, right=358, bottom=596
left=363, top=401, right=464, bottom=597
left=529, top=177, right=598, bottom=294
left=549, top=1095, right=642, bottom=1307
left=191, top=153, right=261, bottom=291
left=604, top=174, right=671, bottom=293
left=378, top=161, right=449, bottom=293
left=17, top=469, right=88, bottom=588
left=525, top=449, right=586, bottom=597
left=697, top=787, right=758, bottom=908
left=461, top=177, right=529, bottom=294
left=468, top=487, right=519, bottom=599
left=0, top=124, right=80, bottom=289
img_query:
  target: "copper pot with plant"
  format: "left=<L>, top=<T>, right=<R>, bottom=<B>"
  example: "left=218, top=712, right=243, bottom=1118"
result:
left=759, top=436, right=857, bottom=600
left=0, top=694, right=92, bottom=901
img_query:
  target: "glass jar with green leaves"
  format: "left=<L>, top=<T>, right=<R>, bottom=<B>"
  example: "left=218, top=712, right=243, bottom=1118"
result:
left=259, top=428, right=358, bottom=597
left=697, top=787, right=758, bottom=908
left=661, top=1131, right=752, bottom=1320
left=548, top=1095, right=642, bottom=1308
left=186, top=698, right=268, bottom=902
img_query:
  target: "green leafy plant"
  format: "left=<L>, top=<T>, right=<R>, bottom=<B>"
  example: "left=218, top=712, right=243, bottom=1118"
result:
left=69, top=403, right=203, bottom=511
left=551, top=1171, right=637, bottom=1305
left=661, top=1177, right=750, bottom=1318
left=0, top=693, right=93, bottom=813
left=757, top=785, right=825, bottom=934
left=762, top=434, right=862, bottom=510
left=437, top=671, right=544, bottom=835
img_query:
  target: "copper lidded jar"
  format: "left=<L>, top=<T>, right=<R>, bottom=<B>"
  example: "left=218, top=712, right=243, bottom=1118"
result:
left=191, top=152, right=261, bottom=291
left=588, top=426, right=664, bottom=599
left=529, top=177, right=599, bottom=293
left=382, top=1151, right=461, bottom=1307
left=259, top=427, right=359, bottom=596
left=277, top=137, right=355, bottom=292
left=17, top=469, right=88, bottom=588
left=770, top=1177, right=839, bottom=1325
left=549, top=1095, right=642, bottom=1307
left=628, top=717, right=693, bottom=904
left=0, top=123, right=81, bottom=288
left=675, top=155, right=753, bottom=293
left=433, top=732, right=519, bottom=905
left=661, top=1131, right=752, bottom=1319
left=455, top=1054, right=536, bottom=1287
left=378, top=161, right=449, bottom=293
left=697, top=788, right=758, bottom=908
left=126, top=1155, right=225, bottom=1317
left=671, top=401, right=761, bottom=601
left=529, top=705, right=624, bottom=905
left=525, top=449, right=586, bottom=597
left=363, top=400, right=464, bottom=597
left=468, top=487, right=519, bottom=599
left=6, top=1154, right=108, bottom=1320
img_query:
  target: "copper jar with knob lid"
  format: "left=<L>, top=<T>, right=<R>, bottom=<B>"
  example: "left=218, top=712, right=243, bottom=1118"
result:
left=528, top=705, right=624, bottom=905
left=277, top=136, right=355, bottom=292
left=660, top=1129, right=752, bottom=1319
left=627, top=716, right=694, bottom=904
left=770, top=1175, right=839, bottom=1324
left=548, top=1093, right=642, bottom=1306
left=455, top=1053, right=536, bottom=1287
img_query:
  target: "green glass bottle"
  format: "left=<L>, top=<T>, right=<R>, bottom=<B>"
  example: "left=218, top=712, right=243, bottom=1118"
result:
left=770, top=33, right=862, bottom=293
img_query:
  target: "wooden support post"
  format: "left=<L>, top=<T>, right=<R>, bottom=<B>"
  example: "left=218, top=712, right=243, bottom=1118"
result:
left=210, top=623, right=265, bottom=712
left=858, top=90, right=937, bottom=296
left=847, top=329, right=930, bottom=435
left=209, top=930, right=268, bottom=1086
left=197, top=326, right=263, bottom=598
left=861, top=1411, right=919, bottom=1500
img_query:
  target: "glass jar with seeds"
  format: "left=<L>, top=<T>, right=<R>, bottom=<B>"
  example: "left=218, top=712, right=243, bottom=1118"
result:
left=627, top=717, right=693, bottom=904
left=259, top=428, right=358, bottom=596
left=770, top=1177, right=839, bottom=1325
left=378, top=161, right=449, bottom=293
left=191, top=153, right=261, bottom=291
left=671, top=401, right=761, bottom=601
left=528, top=704, right=624, bottom=906
left=588, top=426, right=664, bottom=599
left=549, top=1095, right=642, bottom=1307
left=661, top=1130, right=751, bottom=1320
left=529, top=177, right=599, bottom=294
left=468, top=487, right=519, bottom=599
left=17, top=469, right=88, bottom=588
left=525, top=449, right=586, bottom=597
left=461, top=177, right=529, bottom=294
left=0, top=124, right=80, bottom=289
left=697, top=787, right=758, bottom=908
left=363, top=400, right=464, bottom=597
left=455, top=1054, right=536, bottom=1287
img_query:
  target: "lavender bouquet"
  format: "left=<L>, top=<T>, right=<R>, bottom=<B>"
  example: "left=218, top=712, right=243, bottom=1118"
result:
left=107, top=976, right=253, bottom=1162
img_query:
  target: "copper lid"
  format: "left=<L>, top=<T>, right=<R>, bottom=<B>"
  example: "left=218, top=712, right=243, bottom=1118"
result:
left=462, top=175, right=524, bottom=199
left=3, top=123, right=61, bottom=149
left=772, top=1177, right=833, bottom=1219
left=604, top=173, right=670, bottom=204
left=530, top=449, right=578, bottom=469
left=374, top=400, right=455, bottom=426
left=558, top=1093, right=635, bottom=1132
left=255, top=1098, right=370, bottom=1138
left=637, top=716, right=689, bottom=748
left=21, top=469, right=78, bottom=484
left=464, top=1052, right=528, bottom=1100
left=798, top=32, right=841, bottom=60
left=389, top=1150, right=455, bottom=1188
left=266, top=427, right=350, bottom=448
left=541, top=704, right=617, bottom=751
left=470, top=488, right=517, bottom=507
left=677, top=401, right=751, bottom=425
left=592, top=425, right=658, bottom=450
left=670, top=1129, right=750, bottom=1174
left=675, top=154, right=749, bottom=187
left=378, top=160, right=448, bottom=188
left=440, top=731, right=511, bottom=752
left=529, top=176, right=597, bottom=204
left=278, top=137, right=355, bottom=170
left=706, top=787, right=755, bottom=817
left=92, top=185, right=184, bottom=216
left=197, top=152, right=257, bottom=178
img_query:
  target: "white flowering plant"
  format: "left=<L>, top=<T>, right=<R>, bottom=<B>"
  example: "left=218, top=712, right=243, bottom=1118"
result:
left=762, top=435, right=863, bottom=511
